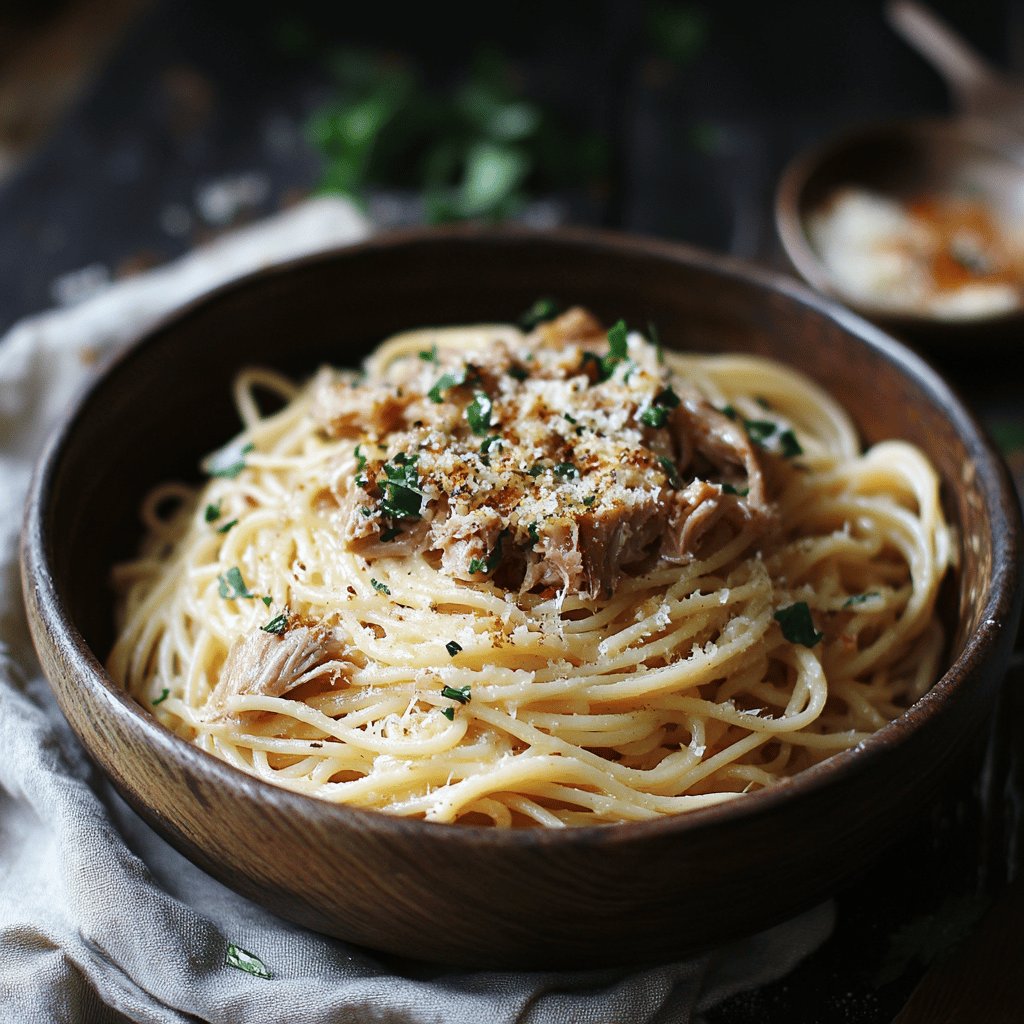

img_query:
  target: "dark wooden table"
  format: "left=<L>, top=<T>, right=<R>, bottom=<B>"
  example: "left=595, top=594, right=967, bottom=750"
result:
left=3, top=2, right=1023, bottom=1020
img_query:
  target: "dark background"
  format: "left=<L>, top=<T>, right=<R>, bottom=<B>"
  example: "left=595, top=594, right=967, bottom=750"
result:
left=2, top=2, right=1023, bottom=1021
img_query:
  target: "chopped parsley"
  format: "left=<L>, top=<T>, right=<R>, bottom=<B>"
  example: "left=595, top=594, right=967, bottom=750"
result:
left=207, top=442, right=255, bottom=479
left=418, top=344, right=439, bottom=363
left=553, top=462, right=579, bottom=480
left=774, top=602, right=823, bottom=647
left=519, top=297, right=561, bottom=331
left=657, top=455, right=682, bottom=489
left=527, top=521, right=540, bottom=544
left=354, top=444, right=368, bottom=486
left=441, top=684, right=471, bottom=704
left=563, top=413, right=578, bottom=425
left=216, top=518, right=238, bottom=534
left=639, top=388, right=681, bottom=427
left=843, top=592, right=880, bottom=608
left=204, top=501, right=222, bottom=523
left=648, top=321, right=665, bottom=364
left=225, top=944, right=271, bottom=980
left=428, top=367, right=467, bottom=403
left=378, top=453, right=423, bottom=519
left=445, top=640, right=463, bottom=657
left=479, top=435, right=501, bottom=461
left=721, top=483, right=749, bottom=496
left=465, top=391, right=495, bottom=435
left=468, top=531, right=506, bottom=574
left=583, top=495, right=596, bottom=506
left=720, top=404, right=738, bottom=421
left=777, top=428, right=803, bottom=458
left=528, top=464, right=545, bottom=477
left=380, top=525, right=402, bottom=542
left=440, top=707, right=455, bottom=720
left=152, top=688, right=170, bottom=706
left=743, top=417, right=803, bottom=458
left=261, top=595, right=273, bottom=606
left=217, top=567, right=253, bottom=600
left=370, top=578, right=391, bottom=595
left=607, top=319, right=628, bottom=358
left=261, top=612, right=288, bottom=635
left=507, top=365, right=528, bottom=381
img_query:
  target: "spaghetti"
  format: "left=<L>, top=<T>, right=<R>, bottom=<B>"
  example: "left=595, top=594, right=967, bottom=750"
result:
left=108, top=310, right=953, bottom=826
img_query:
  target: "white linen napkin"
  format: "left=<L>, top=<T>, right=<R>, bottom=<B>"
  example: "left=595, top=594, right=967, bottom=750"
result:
left=0, top=198, right=833, bottom=1023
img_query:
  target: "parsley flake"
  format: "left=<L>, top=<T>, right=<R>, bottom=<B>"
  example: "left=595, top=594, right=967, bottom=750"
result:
left=428, top=368, right=467, bottom=403
left=418, top=345, right=439, bottom=363
left=218, top=567, right=253, bottom=600
left=640, top=405, right=670, bottom=428
left=225, top=944, right=271, bottom=980
left=508, top=365, right=529, bottom=381
left=204, top=502, right=222, bottom=523
left=441, top=684, right=471, bottom=704
left=553, top=462, right=579, bottom=480
left=261, top=595, right=273, bottom=606
left=465, top=391, right=495, bottom=436
left=607, top=319, right=628, bottom=358
left=441, top=707, right=455, bottom=721
left=528, top=464, right=545, bottom=477
left=657, top=455, right=682, bottom=489
left=445, top=640, right=463, bottom=657
left=381, top=526, right=402, bottom=542
left=527, top=521, right=540, bottom=544
left=216, top=518, right=238, bottom=534
left=721, top=483, right=749, bottom=496
left=743, top=418, right=777, bottom=445
left=370, top=578, right=391, bottom=596
left=378, top=454, right=423, bottom=520
left=519, top=297, right=561, bottom=331
left=152, top=688, right=170, bottom=706
left=778, top=428, right=803, bottom=458
left=583, top=495, right=596, bottom=506
left=468, top=531, right=507, bottom=574
left=774, top=602, right=823, bottom=647
left=261, top=612, right=288, bottom=635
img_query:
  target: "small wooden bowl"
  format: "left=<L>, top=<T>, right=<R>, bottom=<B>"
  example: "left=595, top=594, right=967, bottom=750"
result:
left=21, top=226, right=1022, bottom=969
left=775, top=118, right=1024, bottom=345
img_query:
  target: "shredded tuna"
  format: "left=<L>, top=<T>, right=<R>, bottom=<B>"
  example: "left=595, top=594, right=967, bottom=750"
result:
left=206, top=623, right=348, bottom=720
left=315, top=308, right=781, bottom=600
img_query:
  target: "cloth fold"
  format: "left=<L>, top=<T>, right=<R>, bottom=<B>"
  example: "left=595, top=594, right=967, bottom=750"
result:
left=0, top=200, right=833, bottom=1023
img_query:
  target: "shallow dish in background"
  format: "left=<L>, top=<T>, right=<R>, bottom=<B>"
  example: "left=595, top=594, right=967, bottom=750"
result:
left=775, top=118, right=1024, bottom=344
left=20, top=226, right=1023, bottom=968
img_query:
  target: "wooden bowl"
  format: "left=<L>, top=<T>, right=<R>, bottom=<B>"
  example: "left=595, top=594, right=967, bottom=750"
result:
left=775, top=118, right=1024, bottom=345
left=21, top=226, right=1022, bottom=969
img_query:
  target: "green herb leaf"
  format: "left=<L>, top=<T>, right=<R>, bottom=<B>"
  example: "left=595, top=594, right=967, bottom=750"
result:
left=479, top=434, right=501, bottom=460
left=743, top=418, right=777, bottom=445
left=381, top=525, right=402, bottom=542
left=563, top=413, right=577, bottom=425
left=206, top=442, right=255, bottom=479
left=528, top=464, right=545, bottom=477
left=468, top=530, right=507, bottom=574
left=721, top=483, right=749, bottom=496
left=507, top=365, right=528, bottom=382
left=607, top=320, right=628, bottom=358
left=843, top=592, right=880, bottom=608
left=378, top=455, right=423, bottom=519
left=418, top=345, right=438, bottom=363
left=370, top=578, right=391, bottom=595
left=640, top=404, right=670, bottom=428
left=657, top=455, right=682, bottom=489
left=218, top=567, right=254, bottom=600
left=777, top=428, right=803, bottom=458
left=204, top=502, right=222, bottom=523
left=428, top=368, right=467, bottom=403
left=519, top=297, right=561, bottom=331
left=225, top=944, right=271, bottom=980
left=354, top=444, right=367, bottom=472
left=774, top=602, right=823, bottom=647
left=441, top=706, right=455, bottom=720
left=441, top=684, right=471, bottom=704
left=528, top=521, right=540, bottom=544
left=445, top=640, right=463, bottom=657
left=261, top=612, right=288, bottom=635
left=216, top=518, right=239, bottom=535
left=720, top=404, right=738, bottom=421
left=582, top=495, right=596, bottom=506
left=465, top=391, right=495, bottom=435
left=152, top=688, right=170, bottom=706
left=553, top=462, right=579, bottom=480
left=261, top=595, right=273, bottom=607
